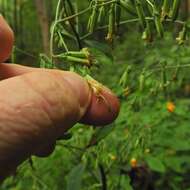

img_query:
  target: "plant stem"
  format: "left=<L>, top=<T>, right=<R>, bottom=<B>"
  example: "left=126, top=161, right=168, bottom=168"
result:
left=99, top=164, right=107, bottom=190
left=50, top=0, right=62, bottom=59
left=145, top=0, right=154, bottom=9
left=64, top=0, right=83, bottom=49
left=58, top=31, right=69, bottom=52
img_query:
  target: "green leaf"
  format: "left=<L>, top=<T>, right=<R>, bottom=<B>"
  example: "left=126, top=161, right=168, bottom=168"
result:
left=120, top=175, right=133, bottom=190
left=89, top=47, right=113, bottom=65
left=84, top=40, right=113, bottom=62
left=145, top=155, right=166, bottom=173
left=66, top=163, right=85, bottom=190
left=87, top=123, right=115, bottom=147
left=39, top=54, right=54, bottom=69
left=164, top=157, right=183, bottom=173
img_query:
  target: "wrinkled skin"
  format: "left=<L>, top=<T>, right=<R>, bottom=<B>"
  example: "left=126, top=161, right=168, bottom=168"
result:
left=0, top=15, right=120, bottom=181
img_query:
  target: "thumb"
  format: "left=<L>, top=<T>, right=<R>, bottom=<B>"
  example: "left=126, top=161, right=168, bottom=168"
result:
left=0, top=70, right=91, bottom=179
left=0, top=67, right=120, bottom=180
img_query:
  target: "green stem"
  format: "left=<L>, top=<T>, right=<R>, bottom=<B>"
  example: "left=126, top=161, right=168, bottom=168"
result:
left=145, top=0, right=154, bottom=9
left=50, top=0, right=62, bottom=59
left=57, top=31, right=69, bottom=52
left=64, top=0, right=82, bottom=49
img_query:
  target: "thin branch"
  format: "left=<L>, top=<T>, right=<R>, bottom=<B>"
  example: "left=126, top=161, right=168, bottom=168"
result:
left=64, top=0, right=83, bottom=49
left=14, top=46, right=37, bottom=58
left=99, top=164, right=107, bottom=190
left=145, top=0, right=154, bottom=9
left=57, top=31, right=69, bottom=52
left=50, top=0, right=62, bottom=58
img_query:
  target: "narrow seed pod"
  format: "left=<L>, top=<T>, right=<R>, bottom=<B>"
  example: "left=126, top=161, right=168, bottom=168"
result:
left=105, top=4, right=115, bottom=43
left=66, top=56, right=91, bottom=66
left=161, top=0, right=170, bottom=20
left=119, top=71, right=128, bottom=87
left=170, top=0, right=181, bottom=21
left=176, top=24, right=187, bottom=45
left=97, top=4, right=105, bottom=25
left=115, top=0, right=121, bottom=32
left=146, top=0, right=153, bottom=16
left=154, top=8, right=164, bottom=38
left=87, top=1, right=99, bottom=33
left=65, top=48, right=90, bottom=58
left=65, top=51, right=87, bottom=58
left=120, top=0, right=137, bottom=16
left=119, top=66, right=131, bottom=87
left=142, top=20, right=153, bottom=43
left=87, top=16, right=92, bottom=32
left=135, top=0, right=146, bottom=29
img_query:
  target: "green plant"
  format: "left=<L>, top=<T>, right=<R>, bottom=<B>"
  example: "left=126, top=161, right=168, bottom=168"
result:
left=2, top=0, right=190, bottom=189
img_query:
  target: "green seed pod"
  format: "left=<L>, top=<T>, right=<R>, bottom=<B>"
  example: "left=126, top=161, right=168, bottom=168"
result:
left=176, top=24, right=187, bottom=45
left=119, top=66, right=131, bottom=87
left=66, top=56, right=91, bottom=67
left=65, top=48, right=90, bottom=59
left=106, top=3, right=115, bottom=43
left=146, top=0, right=154, bottom=16
left=170, top=0, right=181, bottom=21
left=87, top=1, right=98, bottom=33
left=135, top=0, right=146, bottom=29
left=97, top=4, right=105, bottom=25
left=161, top=0, right=170, bottom=20
left=115, top=0, right=121, bottom=32
left=154, top=8, right=164, bottom=38
left=119, top=71, right=127, bottom=87
left=87, top=16, right=92, bottom=32
left=142, top=20, right=153, bottom=43
left=65, top=51, right=87, bottom=58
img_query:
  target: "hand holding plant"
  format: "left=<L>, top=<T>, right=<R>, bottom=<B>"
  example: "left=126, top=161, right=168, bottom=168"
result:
left=0, top=16, right=120, bottom=182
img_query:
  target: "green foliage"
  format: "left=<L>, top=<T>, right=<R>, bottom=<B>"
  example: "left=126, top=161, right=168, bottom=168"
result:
left=66, top=163, right=85, bottom=190
left=1, top=0, right=190, bottom=190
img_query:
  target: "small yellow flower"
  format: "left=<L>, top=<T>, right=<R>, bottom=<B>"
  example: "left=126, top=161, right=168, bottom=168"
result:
left=145, top=148, right=150, bottom=154
left=109, top=154, right=117, bottom=161
left=130, top=158, right=137, bottom=168
left=167, top=101, right=175, bottom=113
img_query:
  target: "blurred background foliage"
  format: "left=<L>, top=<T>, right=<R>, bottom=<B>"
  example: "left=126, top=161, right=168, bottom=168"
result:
left=0, top=0, right=190, bottom=189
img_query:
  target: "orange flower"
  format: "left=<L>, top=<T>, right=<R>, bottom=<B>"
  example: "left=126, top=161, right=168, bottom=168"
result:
left=130, top=158, right=137, bottom=168
left=167, top=101, right=175, bottom=113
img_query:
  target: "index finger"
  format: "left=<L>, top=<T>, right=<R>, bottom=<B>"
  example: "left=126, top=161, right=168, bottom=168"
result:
left=0, top=15, right=14, bottom=63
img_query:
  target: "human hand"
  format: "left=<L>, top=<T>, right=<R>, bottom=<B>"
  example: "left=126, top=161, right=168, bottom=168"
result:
left=0, top=15, right=120, bottom=181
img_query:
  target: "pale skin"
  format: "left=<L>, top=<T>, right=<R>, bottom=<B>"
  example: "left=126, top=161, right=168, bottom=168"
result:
left=0, top=16, right=120, bottom=181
